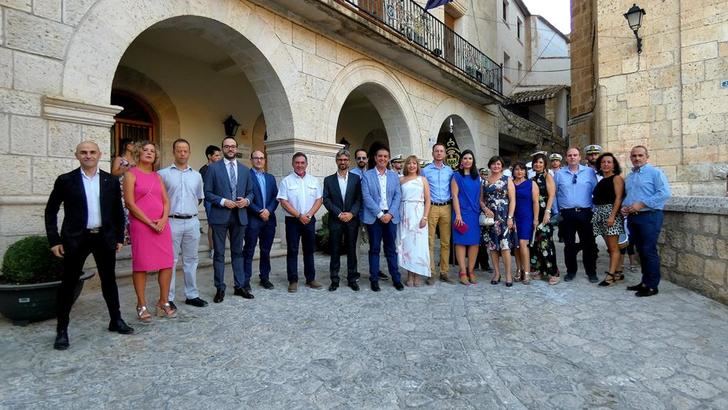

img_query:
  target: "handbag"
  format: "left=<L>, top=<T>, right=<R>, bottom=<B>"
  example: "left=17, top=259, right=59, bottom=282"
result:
left=479, top=212, right=495, bottom=227
left=454, top=221, right=469, bottom=234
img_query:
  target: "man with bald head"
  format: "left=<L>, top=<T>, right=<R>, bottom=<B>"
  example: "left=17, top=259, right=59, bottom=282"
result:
left=45, top=141, right=133, bottom=350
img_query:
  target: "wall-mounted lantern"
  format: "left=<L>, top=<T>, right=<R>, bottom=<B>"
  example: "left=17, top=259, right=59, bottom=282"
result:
left=223, top=115, right=240, bottom=137
left=624, top=4, right=646, bottom=54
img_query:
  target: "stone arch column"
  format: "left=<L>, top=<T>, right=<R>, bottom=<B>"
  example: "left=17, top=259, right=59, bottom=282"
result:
left=112, top=66, right=180, bottom=166
left=320, top=60, right=420, bottom=158
left=59, top=0, right=296, bottom=143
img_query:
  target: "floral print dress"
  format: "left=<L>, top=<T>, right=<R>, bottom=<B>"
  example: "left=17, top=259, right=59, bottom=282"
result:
left=529, top=172, right=559, bottom=277
left=481, top=175, right=517, bottom=251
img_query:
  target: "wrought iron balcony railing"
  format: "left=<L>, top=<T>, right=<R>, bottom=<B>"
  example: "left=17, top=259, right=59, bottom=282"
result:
left=344, top=0, right=503, bottom=94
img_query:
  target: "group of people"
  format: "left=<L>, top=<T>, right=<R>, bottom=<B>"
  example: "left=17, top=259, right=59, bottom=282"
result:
left=44, top=138, right=670, bottom=350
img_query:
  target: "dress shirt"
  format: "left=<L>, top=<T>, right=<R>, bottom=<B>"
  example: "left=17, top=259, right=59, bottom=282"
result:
left=253, top=168, right=267, bottom=202
left=623, top=163, right=671, bottom=211
left=350, top=167, right=365, bottom=177
left=158, top=164, right=204, bottom=216
left=277, top=171, right=322, bottom=216
left=423, top=162, right=453, bottom=203
left=377, top=168, right=388, bottom=211
left=81, top=168, right=101, bottom=229
left=553, top=165, right=597, bottom=211
left=337, top=171, right=349, bottom=201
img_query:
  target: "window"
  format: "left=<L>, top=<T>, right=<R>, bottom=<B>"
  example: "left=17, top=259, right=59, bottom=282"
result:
left=503, top=52, right=511, bottom=81
left=517, top=61, right=522, bottom=80
left=517, top=17, right=522, bottom=40
left=502, top=0, right=508, bottom=23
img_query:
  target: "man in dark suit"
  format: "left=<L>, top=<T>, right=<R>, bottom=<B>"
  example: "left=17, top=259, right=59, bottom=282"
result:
left=243, top=150, right=278, bottom=291
left=203, top=137, right=254, bottom=303
left=323, top=149, right=362, bottom=291
left=45, top=141, right=133, bottom=350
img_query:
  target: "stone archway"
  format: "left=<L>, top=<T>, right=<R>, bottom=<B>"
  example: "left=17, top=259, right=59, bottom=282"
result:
left=321, top=60, right=420, bottom=157
left=60, top=0, right=296, bottom=143
left=429, top=97, right=479, bottom=156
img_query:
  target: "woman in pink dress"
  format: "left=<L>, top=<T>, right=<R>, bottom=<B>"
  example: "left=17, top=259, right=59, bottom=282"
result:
left=123, top=141, right=176, bottom=321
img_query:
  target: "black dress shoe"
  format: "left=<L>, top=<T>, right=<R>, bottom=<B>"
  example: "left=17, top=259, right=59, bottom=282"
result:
left=168, top=301, right=177, bottom=310
left=564, top=273, right=576, bottom=282
left=379, top=272, right=389, bottom=281
left=371, top=282, right=381, bottom=292
left=626, top=283, right=645, bottom=291
left=259, top=279, right=274, bottom=290
left=587, top=275, right=599, bottom=284
left=54, top=330, right=69, bottom=350
left=393, top=282, right=404, bottom=291
left=213, top=289, right=225, bottom=303
left=348, top=282, right=360, bottom=292
left=243, top=285, right=252, bottom=292
left=234, top=287, right=255, bottom=299
left=108, top=319, right=134, bottom=334
left=328, top=283, right=338, bottom=291
left=185, top=297, right=208, bottom=307
left=636, top=288, right=659, bottom=297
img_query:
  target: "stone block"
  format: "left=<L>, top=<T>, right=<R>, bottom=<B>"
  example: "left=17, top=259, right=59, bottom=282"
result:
left=5, top=9, right=73, bottom=59
left=682, top=42, right=718, bottom=64
left=681, top=61, right=705, bottom=84
left=302, top=52, right=338, bottom=81
left=681, top=24, right=720, bottom=48
left=31, top=156, right=75, bottom=194
left=627, top=106, right=651, bottom=123
left=677, top=253, right=705, bottom=275
left=625, top=91, right=649, bottom=108
left=12, top=51, right=63, bottom=94
left=0, top=0, right=31, bottom=12
left=274, top=15, right=292, bottom=44
left=704, top=57, right=728, bottom=80
left=32, top=0, right=61, bottom=21
left=292, top=23, right=316, bottom=54
left=0, top=154, right=30, bottom=194
left=0, top=203, right=45, bottom=235
left=0, top=113, right=8, bottom=153
left=0, top=88, right=41, bottom=116
left=315, top=35, right=337, bottom=62
left=661, top=246, right=677, bottom=268
left=81, top=125, right=111, bottom=154
left=62, top=0, right=94, bottom=25
left=10, top=115, right=46, bottom=155
left=703, top=260, right=726, bottom=287
left=720, top=41, right=728, bottom=57
left=48, top=120, right=81, bottom=158
left=722, top=218, right=728, bottom=237
left=717, top=238, right=728, bottom=260
left=692, top=234, right=716, bottom=257
left=647, top=51, right=675, bottom=69
left=336, top=44, right=359, bottom=67
left=0, top=47, right=12, bottom=88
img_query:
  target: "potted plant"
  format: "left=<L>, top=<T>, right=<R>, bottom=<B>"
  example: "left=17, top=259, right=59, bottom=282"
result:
left=0, top=236, right=94, bottom=325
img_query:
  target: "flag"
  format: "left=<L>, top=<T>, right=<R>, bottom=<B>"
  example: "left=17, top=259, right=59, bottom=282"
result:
left=425, top=0, right=453, bottom=10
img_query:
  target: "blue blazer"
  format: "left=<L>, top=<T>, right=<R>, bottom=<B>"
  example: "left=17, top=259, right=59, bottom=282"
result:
left=203, top=159, right=254, bottom=226
left=360, top=168, right=401, bottom=225
left=247, top=169, right=279, bottom=228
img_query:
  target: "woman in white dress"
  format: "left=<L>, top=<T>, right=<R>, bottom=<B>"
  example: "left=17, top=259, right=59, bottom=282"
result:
left=397, top=155, right=431, bottom=286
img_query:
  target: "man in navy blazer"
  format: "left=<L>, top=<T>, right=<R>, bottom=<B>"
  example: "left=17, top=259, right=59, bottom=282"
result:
left=361, top=146, right=404, bottom=291
left=203, top=137, right=254, bottom=303
left=323, top=149, right=362, bottom=291
left=243, top=150, right=279, bottom=291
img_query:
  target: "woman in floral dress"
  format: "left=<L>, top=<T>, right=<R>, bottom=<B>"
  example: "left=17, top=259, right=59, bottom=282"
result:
left=529, top=153, right=560, bottom=285
left=482, top=156, right=517, bottom=286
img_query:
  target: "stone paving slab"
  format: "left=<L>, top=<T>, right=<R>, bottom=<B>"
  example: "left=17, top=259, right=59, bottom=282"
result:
left=2, top=241, right=728, bottom=409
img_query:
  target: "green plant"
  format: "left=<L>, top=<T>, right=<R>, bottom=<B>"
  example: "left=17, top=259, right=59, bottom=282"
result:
left=1, top=236, right=63, bottom=284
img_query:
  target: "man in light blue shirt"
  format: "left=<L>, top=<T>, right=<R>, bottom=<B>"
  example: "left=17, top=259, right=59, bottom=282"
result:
left=621, top=145, right=671, bottom=297
left=553, top=147, right=598, bottom=282
left=422, top=143, right=455, bottom=284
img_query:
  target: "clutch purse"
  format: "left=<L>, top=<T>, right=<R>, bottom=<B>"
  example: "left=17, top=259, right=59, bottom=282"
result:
left=454, top=222, right=469, bottom=234
left=479, top=213, right=495, bottom=227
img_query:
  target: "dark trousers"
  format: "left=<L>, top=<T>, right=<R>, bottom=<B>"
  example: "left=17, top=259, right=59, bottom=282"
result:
left=476, top=243, right=491, bottom=270
left=366, top=220, right=401, bottom=284
left=285, top=216, right=316, bottom=283
left=559, top=208, right=596, bottom=276
left=242, top=220, right=276, bottom=287
left=329, top=218, right=360, bottom=285
left=628, top=211, right=663, bottom=288
left=211, top=210, right=246, bottom=291
left=57, top=232, right=120, bottom=331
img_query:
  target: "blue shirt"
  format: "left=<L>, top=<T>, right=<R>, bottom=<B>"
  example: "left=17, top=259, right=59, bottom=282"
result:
left=252, top=168, right=266, bottom=201
left=623, top=163, right=671, bottom=211
left=350, top=167, right=365, bottom=177
left=423, top=162, right=453, bottom=203
left=553, top=165, right=597, bottom=212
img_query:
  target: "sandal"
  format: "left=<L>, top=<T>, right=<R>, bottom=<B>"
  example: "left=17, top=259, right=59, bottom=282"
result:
left=548, top=275, right=561, bottom=285
left=459, top=272, right=470, bottom=285
left=598, top=272, right=620, bottom=287
left=468, top=270, right=478, bottom=285
left=156, top=302, right=177, bottom=318
left=522, top=271, right=531, bottom=285
left=531, top=272, right=543, bottom=281
left=406, top=272, right=414, bottom=287
left=514, top=269, right=523, bottom=282
left=615, top=271, right=625, bottom=282
left=136, top=305, right=152, bottom=322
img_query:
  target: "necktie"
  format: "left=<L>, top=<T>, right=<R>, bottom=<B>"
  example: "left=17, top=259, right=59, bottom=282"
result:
left=229, top=161, right=237, bottom=198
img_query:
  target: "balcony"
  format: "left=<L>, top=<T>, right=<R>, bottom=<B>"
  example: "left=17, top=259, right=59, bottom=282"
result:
left=247, top=0, right=504, bottom=105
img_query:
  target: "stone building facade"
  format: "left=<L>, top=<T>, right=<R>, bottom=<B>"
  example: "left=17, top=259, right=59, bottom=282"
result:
left=0, top=0, right=506, bottom=257
left=569, top=0, right=728, bottom=197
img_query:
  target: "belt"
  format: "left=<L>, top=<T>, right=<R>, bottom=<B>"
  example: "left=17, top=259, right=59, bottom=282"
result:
left=562, top=207, right=591, bottom=212
left=431, top=200, right=451, bottom=206
left=86, top=228, right=101, bottom=234
left=169, top=214, right=197, bottom=219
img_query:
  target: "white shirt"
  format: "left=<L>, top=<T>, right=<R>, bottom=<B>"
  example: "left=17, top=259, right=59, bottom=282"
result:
left=277, top=171, right=322, bottom=216
left=376, top=167, right=388, bottom=211
left=337, top=171, right=349, bottom=201
left=81, top=168, right=101, bottom=229
left=158, top=164, right=204, bottom=217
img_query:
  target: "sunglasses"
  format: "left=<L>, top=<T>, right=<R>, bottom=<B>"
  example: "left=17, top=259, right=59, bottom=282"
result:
left=356, top=156, right=367, bottom=160
left=572, top=174, right=578, bottom=184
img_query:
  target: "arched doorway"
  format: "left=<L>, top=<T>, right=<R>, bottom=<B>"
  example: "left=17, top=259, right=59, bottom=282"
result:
left=110, top=91, right=158, bottom=157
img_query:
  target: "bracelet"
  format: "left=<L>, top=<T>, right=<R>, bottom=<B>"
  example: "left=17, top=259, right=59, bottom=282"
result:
left=545, top=209, right=551, bottom=214
left=507, top=215, right=514, bottom=219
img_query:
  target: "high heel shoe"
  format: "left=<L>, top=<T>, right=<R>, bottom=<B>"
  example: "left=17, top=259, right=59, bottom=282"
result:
left=136, top=305, right=151, bottom=323
left=468, top=270, right=478, bottom=285
left=459, top=272, right=470, bottom=285
left=505, top=281, right=513, bottom=287
left=156, top=302, right=177, bottom=318
left=522, top=272, right=531, bottom=285
left=490, top=273, right=501, bottom=285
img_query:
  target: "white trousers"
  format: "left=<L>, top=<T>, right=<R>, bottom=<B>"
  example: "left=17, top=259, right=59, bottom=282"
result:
left=168, top=217, right=201, bottom=301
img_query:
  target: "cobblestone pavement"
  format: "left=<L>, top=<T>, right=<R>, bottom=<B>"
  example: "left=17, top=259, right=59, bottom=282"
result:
left=2, top=241, right=728, bottom=409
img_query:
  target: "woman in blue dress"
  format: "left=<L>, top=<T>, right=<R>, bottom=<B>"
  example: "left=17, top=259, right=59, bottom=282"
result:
left=512, top=161, right=539, bottom=284
left=451, top=150, right=483, bottom=285
left=482, top=156, right=517, bottom=286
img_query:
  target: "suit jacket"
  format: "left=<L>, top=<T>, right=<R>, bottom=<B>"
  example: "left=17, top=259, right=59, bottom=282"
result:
left=323, top=172, right=362, bottom=223
left=44, top=168, right=124, bottom=251
left=247, top=169, right=279, bottom=228
left=360, top=168, right=401, bottom=225
left=203, top=159, right=254, bottom=226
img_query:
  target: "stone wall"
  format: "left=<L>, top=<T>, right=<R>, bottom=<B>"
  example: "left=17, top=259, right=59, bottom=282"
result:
left=659, top=197, right=728, bottom=305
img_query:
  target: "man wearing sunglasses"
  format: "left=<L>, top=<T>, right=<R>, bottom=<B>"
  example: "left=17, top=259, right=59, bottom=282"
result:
left=553, top=147, right=598, bottom=283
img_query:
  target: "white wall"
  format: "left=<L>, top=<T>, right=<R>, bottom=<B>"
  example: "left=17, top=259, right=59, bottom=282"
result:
left=519, top=16, right=571, bottom=87
left=497, top=0, right=529, bottom=95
